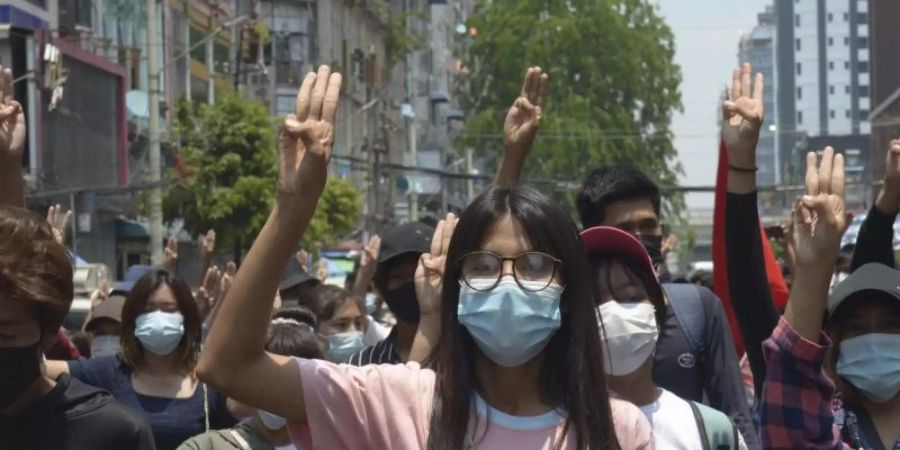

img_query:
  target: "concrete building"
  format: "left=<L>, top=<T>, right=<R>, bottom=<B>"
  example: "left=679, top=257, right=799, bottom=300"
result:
left=867, top=0, right=900, bottom=191
left=739, top=5, right=778, bottom=189
left=774, top=0, right=871, bottom=207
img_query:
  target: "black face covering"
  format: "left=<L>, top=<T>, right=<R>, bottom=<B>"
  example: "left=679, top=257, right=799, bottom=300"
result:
left=383, top=281, right=420, bottom=324
left=638, top=234, right=664, bottom=269
left=0, top=340, right=43, bottom=408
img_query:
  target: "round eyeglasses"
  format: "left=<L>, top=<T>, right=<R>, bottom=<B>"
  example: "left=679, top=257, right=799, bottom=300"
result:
left=458, top=251, right=562, bottom=292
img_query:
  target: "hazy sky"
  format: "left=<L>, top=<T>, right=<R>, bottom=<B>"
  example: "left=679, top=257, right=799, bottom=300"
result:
left=653, top=0, right=772, bottom=210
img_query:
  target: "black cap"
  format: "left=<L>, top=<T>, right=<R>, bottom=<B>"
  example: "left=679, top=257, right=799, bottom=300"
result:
left=378, top=222, right=434, bottom=264
left=828, top=263, right=900, bottom=317
left=279, top=259, right=320, bottom=292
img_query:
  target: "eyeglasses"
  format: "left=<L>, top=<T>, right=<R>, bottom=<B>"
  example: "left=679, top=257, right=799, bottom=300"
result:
left=458, top=251, right=561, bottom=292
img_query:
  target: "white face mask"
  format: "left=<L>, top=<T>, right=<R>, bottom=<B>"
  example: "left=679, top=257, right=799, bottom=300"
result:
left=597, top=302, right=658, bottom=376
left=90, top=335, right=120, bottom=358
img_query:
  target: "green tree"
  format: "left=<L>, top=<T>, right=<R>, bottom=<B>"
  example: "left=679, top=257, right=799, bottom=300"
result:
left=460, top=0, right=683, bottom=212
left=164, top=94, right=277, bottom=261
left=300, top=177, right=363, bottom=250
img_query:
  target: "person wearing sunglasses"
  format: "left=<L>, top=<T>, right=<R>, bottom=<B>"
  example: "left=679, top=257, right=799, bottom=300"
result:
left=196, top=67, right=652, bottom=449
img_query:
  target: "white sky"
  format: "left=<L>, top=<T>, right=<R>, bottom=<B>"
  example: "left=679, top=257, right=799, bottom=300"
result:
left=653, top=0, right=772, bottom=211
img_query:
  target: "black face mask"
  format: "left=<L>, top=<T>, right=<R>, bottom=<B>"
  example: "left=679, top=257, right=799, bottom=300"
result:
left=383, top=281, right=420, bottom=324
left=638, top=234, right=664, bottom=269
left=0, top=340, right=43, bottom=408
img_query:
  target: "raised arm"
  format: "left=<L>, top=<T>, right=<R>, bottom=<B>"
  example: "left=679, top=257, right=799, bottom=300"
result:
left=409, top=213, right=457, bottom=364
left=350, top=235, right=381, bottom=299
left=784, top=148, right=846, bottom=341
left=198, top=230, right=216, bottom=287
left=851, top=139, right=900, bottom=271
left=197, top=66, right=343, bottom=422
left=0, top=67, right=26, bottom=208
left=721, top=63, right=780, bottom=395
left=760, top=148, right=846, bottom=449
left=494, top=67, right=548, bottom=188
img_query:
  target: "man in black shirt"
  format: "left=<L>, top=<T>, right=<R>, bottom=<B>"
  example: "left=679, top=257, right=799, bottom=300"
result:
left=0, top=206, right=155, bottom=450
left=348, top=222, right=433, bottom=365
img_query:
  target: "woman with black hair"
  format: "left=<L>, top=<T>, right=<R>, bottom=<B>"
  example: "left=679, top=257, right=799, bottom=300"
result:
left=197, top=66, right=651, bottom=449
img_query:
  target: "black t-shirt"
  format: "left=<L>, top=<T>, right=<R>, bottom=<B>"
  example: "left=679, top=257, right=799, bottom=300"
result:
left=67, top=355, right=237, bottom=450
left=0, top=374, right=155, bottom=450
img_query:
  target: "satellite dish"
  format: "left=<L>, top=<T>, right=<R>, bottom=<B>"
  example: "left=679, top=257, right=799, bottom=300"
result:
left=126, top=90, right=150, bottom=119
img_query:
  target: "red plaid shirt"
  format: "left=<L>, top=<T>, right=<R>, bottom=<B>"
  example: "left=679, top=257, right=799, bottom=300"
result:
left=760, top=317, right=849, bottom=450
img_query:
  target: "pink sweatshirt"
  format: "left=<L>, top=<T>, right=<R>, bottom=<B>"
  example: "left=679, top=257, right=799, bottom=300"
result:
left=288, top=359, right=654, bottom=450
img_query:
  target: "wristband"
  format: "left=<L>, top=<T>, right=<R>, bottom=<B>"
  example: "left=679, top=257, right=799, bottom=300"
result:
left=728, top=165, right=758, bottom=173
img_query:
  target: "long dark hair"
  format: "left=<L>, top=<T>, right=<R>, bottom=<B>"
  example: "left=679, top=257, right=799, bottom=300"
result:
left=426, top=187, right=619, bottom=450
left=121, top=270, right=202, bottom=374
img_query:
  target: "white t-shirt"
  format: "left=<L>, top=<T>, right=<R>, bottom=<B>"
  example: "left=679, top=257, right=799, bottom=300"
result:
left=638, top=388, right=748, bottom=450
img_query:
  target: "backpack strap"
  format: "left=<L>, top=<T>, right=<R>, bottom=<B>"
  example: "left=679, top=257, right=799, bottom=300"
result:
left=689, top=401, right=738, bottom=450
left=662, top=283, right=707, bottom=356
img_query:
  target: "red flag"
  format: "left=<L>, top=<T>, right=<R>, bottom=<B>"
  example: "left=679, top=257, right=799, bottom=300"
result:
left=712, top=139, right=789, bottom=356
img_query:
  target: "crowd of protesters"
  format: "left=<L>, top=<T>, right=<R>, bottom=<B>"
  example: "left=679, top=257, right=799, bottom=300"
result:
left=0, top=55, right=898, bottom=450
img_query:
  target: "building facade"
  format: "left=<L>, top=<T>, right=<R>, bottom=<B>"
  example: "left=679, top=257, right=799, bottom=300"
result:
left=775, top=0, right=871, bottom=208
left=867, top=0, right=900, bottom=191
left=739, top=5, right=778, bottom=188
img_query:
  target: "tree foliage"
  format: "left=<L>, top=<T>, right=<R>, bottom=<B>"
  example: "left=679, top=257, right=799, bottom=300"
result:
left=163, top=94, right=277, bottom=257
left=300, top=177, right=363, bottom=250
left=460, top=0, right=684, bottom=211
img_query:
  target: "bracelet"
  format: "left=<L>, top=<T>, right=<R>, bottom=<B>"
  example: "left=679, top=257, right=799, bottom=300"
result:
left=728, top=165, right=758, bottom=173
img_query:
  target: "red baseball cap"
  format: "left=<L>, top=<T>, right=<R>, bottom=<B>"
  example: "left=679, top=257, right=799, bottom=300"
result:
left=579, top=226, right=656, bottom=279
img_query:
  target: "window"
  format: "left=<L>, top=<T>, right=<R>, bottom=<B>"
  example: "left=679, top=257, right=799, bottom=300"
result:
left=797, top=86, right=803, bottom=99
left=829, top=85, right=835, bottom=94
left=845, top=61, right=850, bottom=69
left=828, top=37, right=834, bottom=46
left=858, top=37, right=868, bottom=47
left=798, top=111, right=803, bottom=124
left=796, top=39, right=801, bottom=51
left=844, top=12, right=849, bottom=21
left=857, top=12, right=868, bottom=23
left=846, top=110, right=851, bottom=118
left=859, top=109, right=869, bottom=119
left=845, top=85, right=851, bottom=94
left=844, top=36, right=849, bottom=45
left=797, top=62, right=802, bottom=75
left=795, top=14, right=800, bottom=27
left=829, top=61, right=835, bottom=70
left=860, top=85, right=869, bottom=96
left=827, top=12, right=833, bottom=22
left=830, top=110, right=835, bottom=119
left=859, top=61, right=869, bottom=72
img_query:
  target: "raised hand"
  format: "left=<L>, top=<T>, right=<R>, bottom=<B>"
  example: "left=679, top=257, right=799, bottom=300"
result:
left=295, top=250, right=310, bottom=272
left=90, top=280, right=111, bottom=311
left=875, top=139, right=900, bottom=214
left=220, top=261, right=237, bottom=300
left=202, top=230, right=216, bottom=259
left=0, top=67, right=25, bottom=162
left=278, top=66, right=342, bottom=200
left=359, top=235, right=381, bottom=272
left=722, top=63, right=765, bottom=170
left=46, top=204, right=72, bottom=245
left=164, top=237, right=178, bottom=271
left=195, top=265, right=222, bottom=314
left=504, top=67, right=548, bottom=157
left=316, top=259, right=329, bottom=281
left=415, top=213, right=459, bottom=316
left=791, top=147, right=846, bottom=269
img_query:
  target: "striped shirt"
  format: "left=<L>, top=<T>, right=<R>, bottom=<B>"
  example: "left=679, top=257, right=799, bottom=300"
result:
left=347, top=329, right=401, bottom=366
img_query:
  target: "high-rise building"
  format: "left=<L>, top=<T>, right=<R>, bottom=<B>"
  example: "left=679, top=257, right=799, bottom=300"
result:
left=739, top=5, right=778, bottom=187
left=867, top=0, right=900, bottom=191
left=774, top=0, right=870, bottom=205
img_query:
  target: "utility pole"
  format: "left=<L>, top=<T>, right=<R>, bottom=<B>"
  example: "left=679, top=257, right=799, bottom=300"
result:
left=466, top=148, right=474, bottom=203
left=146, top=0, right=164, bottom=266
left=405, top=0, right=418, bottom=222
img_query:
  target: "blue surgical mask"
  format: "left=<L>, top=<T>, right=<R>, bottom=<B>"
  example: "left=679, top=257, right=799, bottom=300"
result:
left=258, top=409, right=287, bottom=430
left=134, top=311, right=185, bottom=355
left=327, top=331, right=364, bottom=362
left=458, top=276, right=563, bottom=367
left=836, top=333, right=900, bottom=403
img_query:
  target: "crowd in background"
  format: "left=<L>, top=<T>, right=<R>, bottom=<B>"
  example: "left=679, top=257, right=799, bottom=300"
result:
left=1, top=58, right=899, bottom=450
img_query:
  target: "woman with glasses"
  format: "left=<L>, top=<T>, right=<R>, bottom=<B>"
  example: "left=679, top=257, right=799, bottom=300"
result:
left=197, top=66, right=652, bottom=449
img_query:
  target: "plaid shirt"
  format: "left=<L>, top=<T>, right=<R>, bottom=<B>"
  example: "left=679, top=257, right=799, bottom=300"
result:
left=760, top=317, right=847, bottom=449
left=760, top=317, right=900, bottom=450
